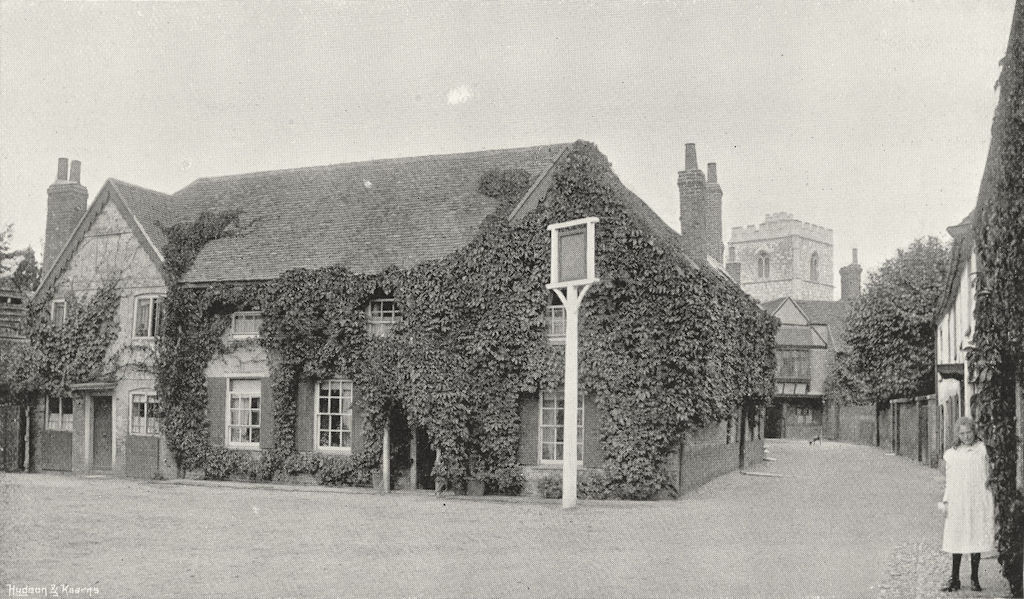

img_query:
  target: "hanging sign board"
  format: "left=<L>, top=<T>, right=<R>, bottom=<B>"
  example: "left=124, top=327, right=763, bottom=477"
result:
left=548, top=217, right=599, bottom=289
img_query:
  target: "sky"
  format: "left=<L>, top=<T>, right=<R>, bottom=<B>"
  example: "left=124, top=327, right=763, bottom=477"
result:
left=0, top=1, right=1015, bottom=297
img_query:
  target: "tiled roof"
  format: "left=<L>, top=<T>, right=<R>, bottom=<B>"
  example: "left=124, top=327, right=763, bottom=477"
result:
left=760, top=297, right=788, bottom=315
left=776, top=324, right=827, bottom=348
left=107, top=179, right=177, bottom=255
left=170, top=144, right=570, bottom=283
left=797, top=299, right=852, bottom=353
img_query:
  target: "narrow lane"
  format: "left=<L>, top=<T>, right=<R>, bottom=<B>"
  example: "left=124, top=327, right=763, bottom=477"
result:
left=0, top=440, right=1011, bottom=598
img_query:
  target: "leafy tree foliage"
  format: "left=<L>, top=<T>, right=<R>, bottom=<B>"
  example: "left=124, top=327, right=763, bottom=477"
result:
left=0, top=224, right=15, bottom=274
left=12, top=247, right=40, bottom=291
left=0, top=224, right=39, bottom=290
left=841, top=236, right=950, bottom=402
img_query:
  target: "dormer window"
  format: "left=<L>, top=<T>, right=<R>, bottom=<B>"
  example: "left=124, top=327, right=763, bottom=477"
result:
left=51, top=300, right=66, bottom=327
left=231, top=311, right=263, bottom=339
left=810, top=252, right=819, bottom=282
left=133, top=296, right=163, bottom=338
left=757, top=252, right=771, bottom=279
left=367, top=298, right=399, bottom=337
left=545, top=293, right=566, bottom=344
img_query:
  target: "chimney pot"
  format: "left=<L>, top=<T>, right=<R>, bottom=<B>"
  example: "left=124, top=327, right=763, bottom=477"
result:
left=707, top=163, right=717, bottom=184
left=57, top=158, right=69, bottom=181
left=70, top=160, right=81, bottom=184
left=852, top=248, right=858, bottom=264
left=684, top=143, right=698, bottom=171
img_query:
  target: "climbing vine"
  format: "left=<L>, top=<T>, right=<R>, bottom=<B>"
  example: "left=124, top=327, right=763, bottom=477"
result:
left=971, top=9, right=1024, bottom=596
left=22, top=279, right=121, bottom=425
left=156, top=141, right=776, bottom=498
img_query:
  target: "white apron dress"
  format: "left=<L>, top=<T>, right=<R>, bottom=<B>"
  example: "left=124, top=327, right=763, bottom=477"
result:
left=942, top=442, right=995, bottom=554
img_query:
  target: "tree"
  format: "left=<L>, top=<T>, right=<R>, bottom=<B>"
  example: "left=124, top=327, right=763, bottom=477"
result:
left=0, top=224, right=15, bottom=274
left=841, top=236, right=951, bottom=402
left=11, top=247, right=40, bottom=291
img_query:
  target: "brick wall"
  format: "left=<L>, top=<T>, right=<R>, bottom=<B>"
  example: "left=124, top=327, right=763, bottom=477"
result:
left=826, top=401, right=878, bottom=446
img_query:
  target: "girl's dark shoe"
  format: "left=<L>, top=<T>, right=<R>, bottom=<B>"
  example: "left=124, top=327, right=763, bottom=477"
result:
left=970, top=578, right=982, bottom=592
left=941, top=578, right=961, bottom=592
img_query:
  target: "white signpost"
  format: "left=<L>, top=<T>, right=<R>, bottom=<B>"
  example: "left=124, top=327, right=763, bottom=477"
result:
left=546, top=217, right=599, bottom=509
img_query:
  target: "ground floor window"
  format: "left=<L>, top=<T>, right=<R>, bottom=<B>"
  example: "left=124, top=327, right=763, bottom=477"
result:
left=227, top=379, right=261, bottom=447
left=317, top=379, right=353, bottom=451
left=46, top=396, right=73, bottom=431
left=131, top=393, right=160, bottom=435
left=539, top=390, right=583, bottom=463
left=793, top=405, right=821, bottom=425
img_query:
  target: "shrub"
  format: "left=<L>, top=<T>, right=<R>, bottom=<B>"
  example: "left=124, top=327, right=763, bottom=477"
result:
left=478, top=466, right=525, bottom=496
left=315, top=456, right=355, bottom=486
left=203, top=446, right=242, bottom=481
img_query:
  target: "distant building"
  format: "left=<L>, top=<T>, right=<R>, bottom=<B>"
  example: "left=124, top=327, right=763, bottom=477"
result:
left=727, top=213, right=862, bottom=439
left=726, top=212, right=834, bottom=303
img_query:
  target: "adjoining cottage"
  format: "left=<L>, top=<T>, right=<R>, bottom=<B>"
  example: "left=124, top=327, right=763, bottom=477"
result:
left=28, top=140, right=775, bottom=498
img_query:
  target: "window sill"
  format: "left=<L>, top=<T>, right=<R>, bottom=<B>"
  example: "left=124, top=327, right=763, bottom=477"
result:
left=225, top=443, right=261, bottom=451
left=315, top=447, right=353, bottom=455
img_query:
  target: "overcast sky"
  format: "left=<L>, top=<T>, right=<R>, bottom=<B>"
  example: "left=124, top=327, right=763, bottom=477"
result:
left=0, top=1, right=1015, bottom=295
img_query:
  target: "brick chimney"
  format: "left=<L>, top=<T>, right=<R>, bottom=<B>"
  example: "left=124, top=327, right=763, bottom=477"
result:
left=43, top=158, right=88, bottom=275
left=725, top=244, right=741, bottom=282
left=678, top=143, right=707, bottom=262
left=705, top=162, right=724, bottom=264
left=839, top=248, right=862, bottom=300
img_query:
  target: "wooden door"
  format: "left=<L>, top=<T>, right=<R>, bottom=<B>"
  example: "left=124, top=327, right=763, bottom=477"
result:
left=92, top=396, right=112, bottom=470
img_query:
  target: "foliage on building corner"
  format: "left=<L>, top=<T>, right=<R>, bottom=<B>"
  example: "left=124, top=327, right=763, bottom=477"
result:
left=2, top=280, right=122, bottom=412
left=971, top=9, right=1024, bottom=595
left=155, top=141, right=777, bottom=499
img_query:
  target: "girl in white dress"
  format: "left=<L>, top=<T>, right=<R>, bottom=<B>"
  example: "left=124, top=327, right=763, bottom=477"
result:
left=939, top=416, right=995, bottom=592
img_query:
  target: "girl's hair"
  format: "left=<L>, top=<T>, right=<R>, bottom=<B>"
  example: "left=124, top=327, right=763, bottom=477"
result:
left=953, top=416, right=982, bottom=447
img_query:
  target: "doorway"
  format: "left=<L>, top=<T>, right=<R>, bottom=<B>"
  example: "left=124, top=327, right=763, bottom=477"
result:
left=91, top=396, right=112, bottom=470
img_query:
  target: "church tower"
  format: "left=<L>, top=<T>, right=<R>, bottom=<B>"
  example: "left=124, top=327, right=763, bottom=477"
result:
left=725, top=212, right=834, bottom=302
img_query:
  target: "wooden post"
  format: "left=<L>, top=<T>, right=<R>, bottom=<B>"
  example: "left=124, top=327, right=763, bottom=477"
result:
left=381, top=420, right=391, bottom=493
left=410, top=427, right=418, bottom=490
left=562, top=285, right=580, bottom=509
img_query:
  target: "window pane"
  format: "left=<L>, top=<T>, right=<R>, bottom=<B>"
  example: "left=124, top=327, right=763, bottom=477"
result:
left=330, top=397, right=339, bottom=414
left=152, top=298, right=163, bottom=335
left=61, top=396, right=73, bottom=415
left=319, top=397, right=328, bottom=414
left=341, top=431, right=351, bottom=448
left=319, top=415, right=330, bottom=432
left=330, top=431, right=340, bottom=447
left=250, top=411, right=259, bottom=426
left=250, top=429, right=259, bottom=443
left=134, top=299, right=151, bottom=337
left=230, top=429, right=241, bottom=442
left=52, top=302, right=66, bottom=325
left=319, top=431, right=329, bottom=446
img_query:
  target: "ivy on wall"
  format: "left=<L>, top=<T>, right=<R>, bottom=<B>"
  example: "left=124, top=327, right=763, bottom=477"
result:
left=971, top=8, right=1024, bottom=596
left=15, top=280, right=122, bottom=437
left=155, top=141, right=776, bottom=499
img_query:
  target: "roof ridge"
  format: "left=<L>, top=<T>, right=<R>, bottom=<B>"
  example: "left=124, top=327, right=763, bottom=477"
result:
left=107, top=178, right=174, bottom=197
left=177, top=142, right=573, bottom=191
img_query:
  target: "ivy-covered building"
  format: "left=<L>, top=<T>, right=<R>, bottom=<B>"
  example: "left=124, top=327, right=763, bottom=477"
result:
left=29, top=141, right=775, bottom=499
